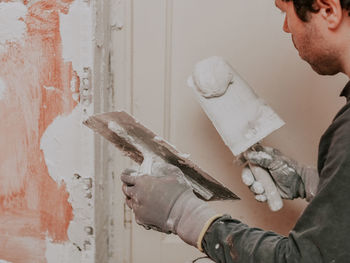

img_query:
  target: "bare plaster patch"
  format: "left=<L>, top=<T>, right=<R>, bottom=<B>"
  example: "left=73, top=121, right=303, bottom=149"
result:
left=60, top=0, right=93, bottom=71
left=0, top=2, right=27, bottom=46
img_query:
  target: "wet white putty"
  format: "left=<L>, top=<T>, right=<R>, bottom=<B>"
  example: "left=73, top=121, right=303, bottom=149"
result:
left=140, top=155, right=154, bottom=175
left=245, top=151, right=273, bottom=162
left=192, top=56, right=234, bottom=98
left=60, top=0, right=93, bottom=72
left=108, top=121, right=138, bottom=147
left=243, top=103, right=278, bottom=140
left=0, top=2, right=27, bottom=47
left=0, top=78, right=7, bottom=100
left=107, top=122, right=191, bottom=179
left=108, top=121, right=127, bottom=137
left=41, top=104, right=95, bottom=263
left=108, top=121, right=160, bottom=175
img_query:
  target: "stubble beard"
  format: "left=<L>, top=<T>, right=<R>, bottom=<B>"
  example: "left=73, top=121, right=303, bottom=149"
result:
left=293, top=30, right=342, bottom=76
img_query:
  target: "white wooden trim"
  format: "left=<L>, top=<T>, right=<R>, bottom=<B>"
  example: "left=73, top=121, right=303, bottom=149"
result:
left=163, top=0, right=173, bottom=141
left=108, top=0, right=134, bottom=262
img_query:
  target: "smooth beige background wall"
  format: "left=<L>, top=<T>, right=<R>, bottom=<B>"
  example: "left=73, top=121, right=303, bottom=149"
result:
left=169, top=0, right=347, bottom=231
left=110, top=0, right=348, bottom=262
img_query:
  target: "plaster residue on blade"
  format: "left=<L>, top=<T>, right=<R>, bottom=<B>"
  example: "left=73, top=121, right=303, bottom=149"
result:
left=243, top=100, right=285, bottom=141
left=84, top=111, right=239, bottom=201
left=192, top=56, right=234, bottom=98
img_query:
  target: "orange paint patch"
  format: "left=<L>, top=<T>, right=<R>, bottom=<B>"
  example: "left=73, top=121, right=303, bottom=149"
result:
left=0, top=0, right=78, bottom=261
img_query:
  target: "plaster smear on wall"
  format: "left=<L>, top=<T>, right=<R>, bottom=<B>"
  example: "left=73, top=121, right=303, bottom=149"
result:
left=60, top=0, right=93, bottom=72
left=44, top=0, right=95, bottom=262
left=0, top=0, right=92, bottom=262
left=41, top=105, right=94, bottom=263
left=0, top=78, right=7, bottom=100
left=0, top=2, right=27, bottom=53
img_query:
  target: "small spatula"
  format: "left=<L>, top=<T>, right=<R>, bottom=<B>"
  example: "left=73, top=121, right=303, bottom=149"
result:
left=188, top=56, right=285, bottom=211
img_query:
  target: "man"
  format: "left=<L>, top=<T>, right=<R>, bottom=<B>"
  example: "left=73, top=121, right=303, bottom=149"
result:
left=121, top=0, right=350, bottom=261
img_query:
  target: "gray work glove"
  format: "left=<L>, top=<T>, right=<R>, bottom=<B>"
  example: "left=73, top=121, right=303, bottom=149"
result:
left=121, top=161, right=220, bottom=249
left=242, top=146, right=319, bottom=202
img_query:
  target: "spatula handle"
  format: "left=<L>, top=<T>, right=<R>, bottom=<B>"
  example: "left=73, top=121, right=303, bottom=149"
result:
left=248, top=164, right=283, bottom=212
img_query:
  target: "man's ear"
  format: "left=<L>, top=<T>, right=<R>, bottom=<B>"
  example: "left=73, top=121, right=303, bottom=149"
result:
left=315, top=0, right=343, bottom=29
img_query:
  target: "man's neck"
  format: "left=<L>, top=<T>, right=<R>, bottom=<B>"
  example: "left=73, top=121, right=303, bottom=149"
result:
left=341, top=46, right=350, bottom=78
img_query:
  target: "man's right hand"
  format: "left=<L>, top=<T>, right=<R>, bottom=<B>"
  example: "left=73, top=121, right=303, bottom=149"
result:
left=121, top=161, right=221, bottom=250
left=242, top=146, right=319, bottom=202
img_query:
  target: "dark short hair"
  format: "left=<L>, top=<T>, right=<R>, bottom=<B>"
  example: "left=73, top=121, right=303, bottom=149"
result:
left=283, top=0, right=350, bottom=21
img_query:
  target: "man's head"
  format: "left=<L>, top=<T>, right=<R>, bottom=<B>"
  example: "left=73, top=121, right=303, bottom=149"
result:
left=276, top=0, right=350, bottom=75
left=282, top=0, right=350, bottom=22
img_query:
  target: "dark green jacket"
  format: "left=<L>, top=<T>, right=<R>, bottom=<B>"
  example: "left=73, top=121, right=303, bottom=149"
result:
left=202, top=82, right=350, bottom=263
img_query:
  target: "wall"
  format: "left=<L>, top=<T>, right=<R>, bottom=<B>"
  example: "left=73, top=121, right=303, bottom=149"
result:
left=0, top=0, right=95, bottom=262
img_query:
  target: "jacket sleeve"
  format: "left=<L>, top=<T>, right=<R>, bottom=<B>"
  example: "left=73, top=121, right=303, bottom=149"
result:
left=202, top=216, right=301, bottom=263
left=202, top=104, right=350, bottom=263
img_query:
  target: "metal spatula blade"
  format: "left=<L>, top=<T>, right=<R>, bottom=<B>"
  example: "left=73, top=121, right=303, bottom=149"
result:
left=83, top=110, right=240, bottom=201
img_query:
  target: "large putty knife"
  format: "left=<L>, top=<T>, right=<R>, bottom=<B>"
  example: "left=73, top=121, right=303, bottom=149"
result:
left=83, top=111, right=239, bottom=201
left=188, top=56, right=285, bottom=211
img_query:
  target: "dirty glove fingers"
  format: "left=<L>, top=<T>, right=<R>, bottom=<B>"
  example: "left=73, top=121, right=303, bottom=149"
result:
left=121, top=170, right=138, bottom=186
left=122, top=183, right=136, bottom=209
left=255, top=194, right=267, bottom=202
left=255, top=145, right=281, bottom=155
left=241, top=166, right=255, bottom=186
left=250, top=181, right=265, bottom=194
left=242, top=166, right=266, bottom=195
left=244, top=150, right=274, bottom=169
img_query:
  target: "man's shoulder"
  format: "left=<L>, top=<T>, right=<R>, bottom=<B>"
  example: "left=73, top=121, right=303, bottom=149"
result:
left=318, top=101, right=350, bottom=170
left=333, top=100, right=350, bottom=125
